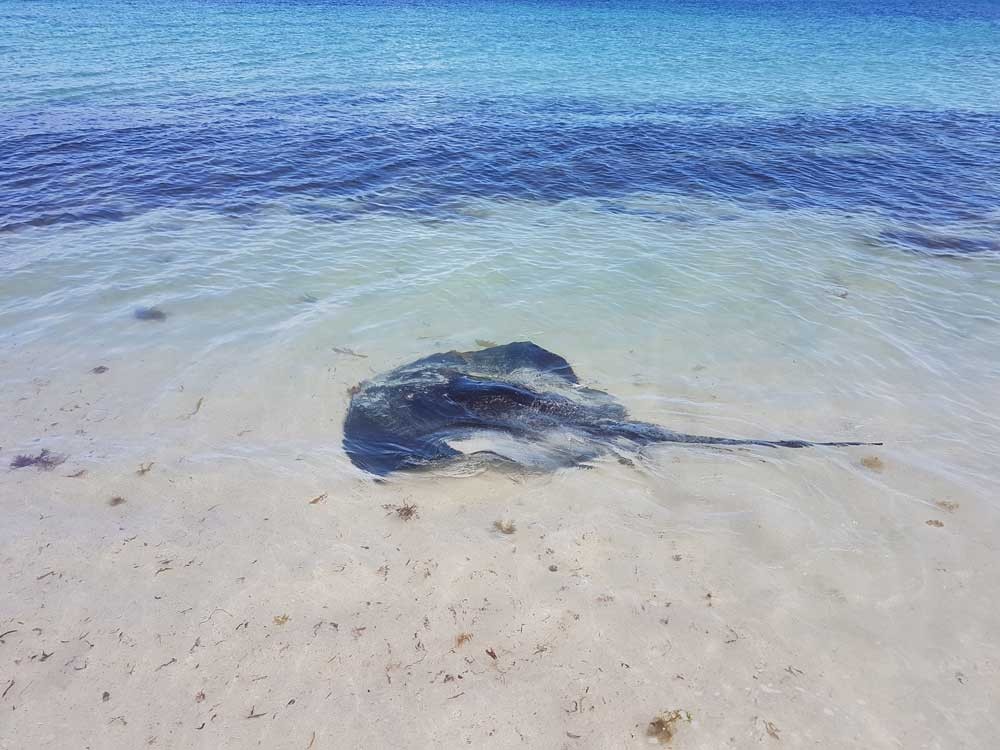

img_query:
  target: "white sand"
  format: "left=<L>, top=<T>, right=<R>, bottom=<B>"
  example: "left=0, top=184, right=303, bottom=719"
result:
left=2, top=333, right=998, bottom=749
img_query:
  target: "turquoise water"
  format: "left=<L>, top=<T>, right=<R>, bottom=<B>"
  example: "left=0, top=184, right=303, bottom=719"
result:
left=3, top=1, right=1000, bottom=467
left=2, top=0, right=1000, bottom=485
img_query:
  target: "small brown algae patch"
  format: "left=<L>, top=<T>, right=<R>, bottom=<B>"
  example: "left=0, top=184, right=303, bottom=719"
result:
left=646, top=710, right=692, bottom=744
left=10, top=449, right=67, bottom=471
left=861, top=455, right=884, bottom=472
left=383, top=502, right=418, bottom=521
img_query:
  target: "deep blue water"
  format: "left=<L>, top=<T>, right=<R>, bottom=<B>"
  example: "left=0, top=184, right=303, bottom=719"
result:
left=2, top=0, right=999, bottom=240
left=3, top=99, right=999, bottom=232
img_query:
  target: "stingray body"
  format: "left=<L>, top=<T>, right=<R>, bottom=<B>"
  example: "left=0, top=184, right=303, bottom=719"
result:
left=343, top=342, right=878, bottom=476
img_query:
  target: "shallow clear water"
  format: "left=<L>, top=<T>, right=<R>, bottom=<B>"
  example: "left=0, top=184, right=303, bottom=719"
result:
left=3, top=0, right=1000, bottom=479
left=2, top=1, right=1000, bottom=746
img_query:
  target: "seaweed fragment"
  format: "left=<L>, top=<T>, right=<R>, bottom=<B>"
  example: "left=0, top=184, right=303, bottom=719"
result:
left=182, top=397, right=204, bottom=419
left=10, top=449, right=66, bottom=471
left=91, top=365, right=109, bottom=374
left=383, top=502, right=418, bottom=521
left=646, top=710, right=691, bottom=744
left=333, top=347, right=367, bottom=358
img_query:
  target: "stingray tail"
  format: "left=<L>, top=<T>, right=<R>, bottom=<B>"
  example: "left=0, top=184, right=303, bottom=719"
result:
left=609, top=421, right=881, bottom=448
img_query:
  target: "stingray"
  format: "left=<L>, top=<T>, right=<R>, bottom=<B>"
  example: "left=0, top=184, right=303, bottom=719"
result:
left=343, top=341, right=880, bottom=476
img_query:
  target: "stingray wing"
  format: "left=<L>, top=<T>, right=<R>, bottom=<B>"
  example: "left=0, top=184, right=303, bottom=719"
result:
left=460, top=342, right=579, bottom=383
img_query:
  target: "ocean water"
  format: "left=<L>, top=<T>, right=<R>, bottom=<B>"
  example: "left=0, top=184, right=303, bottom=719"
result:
left=3, top=0, right=1000, bottom=470
left=2, top=0, right=1000, bottom=747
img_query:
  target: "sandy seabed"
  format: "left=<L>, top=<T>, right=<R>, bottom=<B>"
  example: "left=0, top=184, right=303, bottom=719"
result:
left=2, top=337, right=998, bottom=750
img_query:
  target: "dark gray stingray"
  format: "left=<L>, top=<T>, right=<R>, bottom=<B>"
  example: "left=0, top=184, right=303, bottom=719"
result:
left=343, top=342, right=880, bottom=476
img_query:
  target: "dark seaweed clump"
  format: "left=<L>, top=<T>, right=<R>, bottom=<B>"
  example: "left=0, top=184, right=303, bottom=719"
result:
left=10, top=449, right=67, bottom=471
left=134, top=307, right=167, bottom=321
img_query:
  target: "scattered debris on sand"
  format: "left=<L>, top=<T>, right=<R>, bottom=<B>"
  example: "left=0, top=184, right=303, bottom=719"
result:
left=91, top=365, right=109, bottom=374
left=493, top=519, right=516, bottom=534
left=137, top=462, right=154, bottom=476
left=861, top=455, right=884, bottom=472
left=646, top=710, right=692, bottom=744
left=108, top=496, right=126, bottom=507
left=383, top=502, right=418, bottom=521
left=66, top=469, right=87, bottom=478
left=333, top=346, right=367, bottom=358
left=10, top=449, right=66, bottom=471
left=274, top=614, right=290, bottom=625
left=455, top=633, right=472, bottom=648
left=926, top=519, right=944, bottom=528
left=935, top=500, right=959, bottom=513
left=182, top=397, right=205, bottom=419
left=765, top=719, right=781, bottom=740
left=309, top=493, right=327, bottom=505
left=134, top=307, right=167, bottom=321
